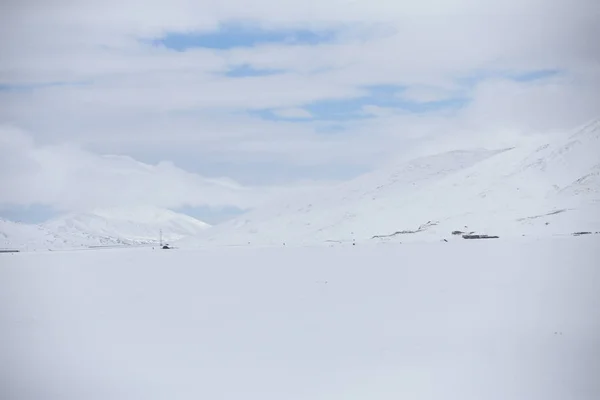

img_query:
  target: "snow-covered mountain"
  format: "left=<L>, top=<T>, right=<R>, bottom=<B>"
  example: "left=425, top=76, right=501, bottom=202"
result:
left=1, top=207, right=210, bottom=251
left=43, top=206, right=210, bottom=245
left=0, top=217, right=130, bottom=251
left=180, top=119, right=600, bottom=246
left=0, top=218, right=72, bottom=251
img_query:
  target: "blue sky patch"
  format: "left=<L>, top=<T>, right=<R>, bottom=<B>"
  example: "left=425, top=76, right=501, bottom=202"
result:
left=458, top=68, right=562, bottom=87
left=0, top=204, right=59, bottom=224
left=152, top=23, right=338, bottom=50
left=225, top=64, right=284, bottom=78
left=255, top=84, right=468, bottom=122
left=509, top=69, right=561, bottom=82
left=250, top=109, right=314, bottom=122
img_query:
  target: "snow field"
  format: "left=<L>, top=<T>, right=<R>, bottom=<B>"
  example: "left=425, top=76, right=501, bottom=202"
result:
left=1, top=237, right=599, bottom=400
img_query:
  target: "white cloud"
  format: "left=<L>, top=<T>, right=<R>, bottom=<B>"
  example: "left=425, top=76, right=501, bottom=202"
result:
left=361, top=105, right=400, bottom=117
left=272, top=107, right=313, bottom=119
left=459, top=72, right=600, bottom=132
left=4, top=0, right=598, bottom=85
left=0, top=0, right=599, bottom=214
left=0, top=127, right=329, bottom=212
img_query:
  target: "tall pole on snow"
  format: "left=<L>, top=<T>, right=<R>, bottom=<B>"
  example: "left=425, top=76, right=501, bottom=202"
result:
left=159, top=229, right=163, bottom=247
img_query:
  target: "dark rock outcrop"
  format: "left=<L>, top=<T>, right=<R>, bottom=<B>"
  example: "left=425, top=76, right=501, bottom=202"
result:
left=462, top=234, right=499, bottom=239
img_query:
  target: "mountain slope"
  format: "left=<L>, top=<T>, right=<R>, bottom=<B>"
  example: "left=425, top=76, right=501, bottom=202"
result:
left=182, top=119, right=600, bottom=246
left=43, top=206, right=211, bottom=245
left=1, top=218, right=63, bottom=251
left=1, top=207, right=211, bottom=251
left=0, top=218, right=119, bottom=251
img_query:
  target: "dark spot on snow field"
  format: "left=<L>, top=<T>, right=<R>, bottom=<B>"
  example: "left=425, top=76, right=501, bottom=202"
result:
left=462, top=234, right=500, bottom=239
left=516, top=209, right=567, bottom=222
left=572, top=232, right=593, bottom=236
left=453, top=230, right=476, bottom=235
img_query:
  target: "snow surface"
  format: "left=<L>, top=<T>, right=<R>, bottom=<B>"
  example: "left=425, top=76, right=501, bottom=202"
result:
left=1, top=206, right=210, bottom=251
left=1, top=237, right=599, bottom=399
left=0, top=218, right=75, bottom=251
left=182, top=119, right=600, bottom=246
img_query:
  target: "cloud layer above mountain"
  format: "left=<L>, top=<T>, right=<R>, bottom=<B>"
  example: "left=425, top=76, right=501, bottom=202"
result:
left=1, top=0, right=598, bottom=214
left=0, top=127, right=322, bottom=212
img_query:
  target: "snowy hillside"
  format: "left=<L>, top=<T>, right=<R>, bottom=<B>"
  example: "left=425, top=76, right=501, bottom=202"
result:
left=0, top=218, right=73, bottom=251
left=183, top=119, right=600, bottom=246
left=0, top=217, right=133, bottom=251
left=43, top=206, right=211, bottom=246
left=1, top=207, right=210, bottom=251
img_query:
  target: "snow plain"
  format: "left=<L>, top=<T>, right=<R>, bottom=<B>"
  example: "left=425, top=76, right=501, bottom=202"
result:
left=1, top=236, right=599, bottom=400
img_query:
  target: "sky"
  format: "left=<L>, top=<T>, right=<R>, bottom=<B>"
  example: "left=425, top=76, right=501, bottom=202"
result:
left=1, top=0, right=599, bottom=224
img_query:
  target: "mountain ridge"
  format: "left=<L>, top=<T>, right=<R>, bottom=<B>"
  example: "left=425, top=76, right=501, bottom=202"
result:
left=179, top=119, right=600, bottom=246
left=1, top=206, right=211, bottom=251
